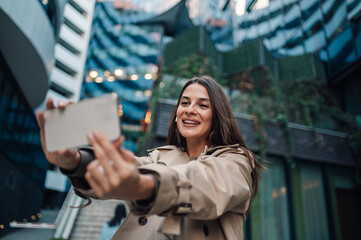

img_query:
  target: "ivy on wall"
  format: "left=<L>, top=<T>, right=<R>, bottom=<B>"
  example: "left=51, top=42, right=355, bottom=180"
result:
left=150, top=53, right=360, bottom=172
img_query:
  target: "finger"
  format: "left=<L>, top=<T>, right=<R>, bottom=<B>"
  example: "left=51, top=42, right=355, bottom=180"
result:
left=111, top=136, right=134, bottom=163
left=112, top=135, right=125, bottom=150
left=86, top=161, right=110, bottom=196
left=46, top=98, right=55, bottom=110
left=119, top=148, right=135, bottom=163
left=92, top=131, right=125, bottom=171
left=37, top=109, right=45, bottom=128
left=85, top=171, right=105, bottom=198
left=39, top=125, right=47, bottom=152
left=37, top=110, right=49, bottom=152
left=57, top=100, right=68, bottom=109
left=87, top=132, right=118, bottom=176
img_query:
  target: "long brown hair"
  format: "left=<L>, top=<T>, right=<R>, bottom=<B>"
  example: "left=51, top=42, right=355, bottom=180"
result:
left=167, top=76, right=264, bottom=203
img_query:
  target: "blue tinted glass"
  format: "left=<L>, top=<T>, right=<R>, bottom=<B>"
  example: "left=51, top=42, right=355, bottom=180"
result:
left=353, top=19, right=361, bottom=57
left=305, top=30, right=326, bottom=53
left=284, top=4, right=302, bottom=30
left=0, top=53, right=48, bottom=188
left=0, top=80, right=12, bottom=123
left=323, top=0, right=347, bottom=40
left=327, top=27, right=357, bottom=76
left=300, top=0, right=319, bottom=19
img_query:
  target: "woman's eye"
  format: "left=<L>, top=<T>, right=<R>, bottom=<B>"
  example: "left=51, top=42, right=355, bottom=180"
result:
left=181, top=101, right=188, bottom=105
left=200, top=104, right=209, bottom=108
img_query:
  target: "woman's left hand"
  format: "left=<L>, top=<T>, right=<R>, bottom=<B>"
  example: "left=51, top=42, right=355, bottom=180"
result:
left=85, top=131, right=155, bottom=201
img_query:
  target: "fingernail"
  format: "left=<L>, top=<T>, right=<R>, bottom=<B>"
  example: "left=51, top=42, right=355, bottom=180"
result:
left=87, top=132, right=94, bottom=140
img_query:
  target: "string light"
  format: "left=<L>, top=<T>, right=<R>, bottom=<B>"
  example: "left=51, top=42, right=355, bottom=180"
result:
left=95, top=77, right=103, bottom=83
left=107, top=76, right=115, bottom=82
left=104, top=70, right=110, bottom=77
left=86, top=75, right=92, bottom=82
left=114, top=68, right=124, bottom=77
left=89, top=70, right=98, bottom=79
left=1, top=212, right=44, bottom=230
left=144, top=111, right=151, bottom=124
left=118, top=105, right=123, bottom=117
left=130, top=74, right=138, bottom=81
left=144, top=73, right=152, bottom=80
left=144, top=90, right=152, bottom=97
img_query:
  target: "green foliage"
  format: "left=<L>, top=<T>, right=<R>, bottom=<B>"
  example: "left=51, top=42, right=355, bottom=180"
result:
left=165, top=53, right=220, bottom=80
left=151, top=52, right=361, bottom=170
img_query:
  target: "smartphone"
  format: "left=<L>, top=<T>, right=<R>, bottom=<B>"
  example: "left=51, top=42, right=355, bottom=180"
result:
left=44, top=93, right=121, bottom=152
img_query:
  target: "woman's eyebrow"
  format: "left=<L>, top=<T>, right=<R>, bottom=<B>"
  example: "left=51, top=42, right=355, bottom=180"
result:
left=181, top=96, right=210, bottom=101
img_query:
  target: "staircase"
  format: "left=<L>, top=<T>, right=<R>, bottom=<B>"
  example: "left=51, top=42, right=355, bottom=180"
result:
left=69, top=199, right=125, bottom=240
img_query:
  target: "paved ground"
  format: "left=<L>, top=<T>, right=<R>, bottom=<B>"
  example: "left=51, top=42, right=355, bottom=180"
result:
left=0, top=209, right=58, bottom=240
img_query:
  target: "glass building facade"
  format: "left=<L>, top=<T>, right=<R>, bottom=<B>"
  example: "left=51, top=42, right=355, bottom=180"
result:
left=0, top=0, right=62, bottom=235
left=233, top=0, right=361, bottom=124
left=82, top=1, right=164, bottom=152
left=0, top=53, right=48, bottom=190
left=234, top=0, right=360, bottom=57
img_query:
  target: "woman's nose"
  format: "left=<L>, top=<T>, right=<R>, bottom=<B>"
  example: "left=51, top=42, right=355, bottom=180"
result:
left=185, top=104, right=196, bottom=114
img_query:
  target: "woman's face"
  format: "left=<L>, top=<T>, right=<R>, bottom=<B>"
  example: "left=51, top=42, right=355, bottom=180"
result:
left=176, top=83, right=213, bottom=145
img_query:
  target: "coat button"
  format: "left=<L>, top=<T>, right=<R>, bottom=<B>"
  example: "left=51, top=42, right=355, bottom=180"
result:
left=203, top=225, right=209, bottom=236
left=138, top=216, right=147, bottom=226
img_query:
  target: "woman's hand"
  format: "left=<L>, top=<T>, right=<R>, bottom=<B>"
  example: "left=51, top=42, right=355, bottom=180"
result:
left=37, top=98, right=80, bottom=170
left=85, top=131, right=155, bottom=201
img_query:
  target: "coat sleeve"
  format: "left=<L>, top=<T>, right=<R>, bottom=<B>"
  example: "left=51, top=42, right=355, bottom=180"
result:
left=129, top=150, right=254, bottom=220
left=60, top=148, right=155, bottom=199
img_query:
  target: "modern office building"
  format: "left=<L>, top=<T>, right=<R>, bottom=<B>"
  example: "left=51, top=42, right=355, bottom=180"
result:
left=0, top=0, right=59, bottom=236
left=233, top=0, right=361, bottom=123
left=0, top=0, right=96, bottom=236
left=39, top=0, right=96, bottom=209
left=37, top=0, right=96, bottom=108
left=82, top=0, right=165, bottom=152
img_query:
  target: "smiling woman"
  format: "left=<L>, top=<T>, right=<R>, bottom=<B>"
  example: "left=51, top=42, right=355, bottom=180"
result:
left=176, top=83, right=213, bottom=157
left=37, top=75, right=264, bottom=240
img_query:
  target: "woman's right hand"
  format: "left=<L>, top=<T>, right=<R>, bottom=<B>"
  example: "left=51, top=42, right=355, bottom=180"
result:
left=37, top=98, right=80, bottom=171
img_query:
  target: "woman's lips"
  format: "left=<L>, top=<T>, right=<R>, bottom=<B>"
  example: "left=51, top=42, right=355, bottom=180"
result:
left=182, top=119, right=200, bottom=125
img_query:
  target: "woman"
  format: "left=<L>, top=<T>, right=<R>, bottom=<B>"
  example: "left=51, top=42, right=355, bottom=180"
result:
left=37, top=76, right=263, bottom=239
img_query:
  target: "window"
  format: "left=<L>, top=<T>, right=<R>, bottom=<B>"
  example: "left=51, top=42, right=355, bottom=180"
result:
left=250, top=157, right=291, bottom=240
left=292, top=163, right=330, bottom=240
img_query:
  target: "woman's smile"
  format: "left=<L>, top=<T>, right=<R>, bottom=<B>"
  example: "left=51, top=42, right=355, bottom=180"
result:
left=176, top=83, right=213, bottom=146
left=182, top=118, right=200, bottom=126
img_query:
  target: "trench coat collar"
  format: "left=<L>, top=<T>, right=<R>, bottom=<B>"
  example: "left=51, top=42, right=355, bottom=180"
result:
left=148, top=144, right=243, bottom=158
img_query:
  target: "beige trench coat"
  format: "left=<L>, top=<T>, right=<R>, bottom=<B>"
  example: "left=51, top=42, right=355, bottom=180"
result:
left=66, top=144, right=254, bottom=240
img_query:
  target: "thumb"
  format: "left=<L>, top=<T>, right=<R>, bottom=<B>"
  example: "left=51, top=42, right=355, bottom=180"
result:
left=112, top=135, right=125, bottom=150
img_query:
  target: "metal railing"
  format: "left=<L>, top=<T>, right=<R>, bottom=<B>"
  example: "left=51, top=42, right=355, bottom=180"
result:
left=53, top=187, right=84, bottom=239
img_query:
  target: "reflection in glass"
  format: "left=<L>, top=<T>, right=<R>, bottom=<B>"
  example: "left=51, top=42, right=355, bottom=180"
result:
left=327, top=27, right=356, bottom=76
left=299, top=164, right=329, bottom=240
left=251, top=158, right=291, bottom=240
